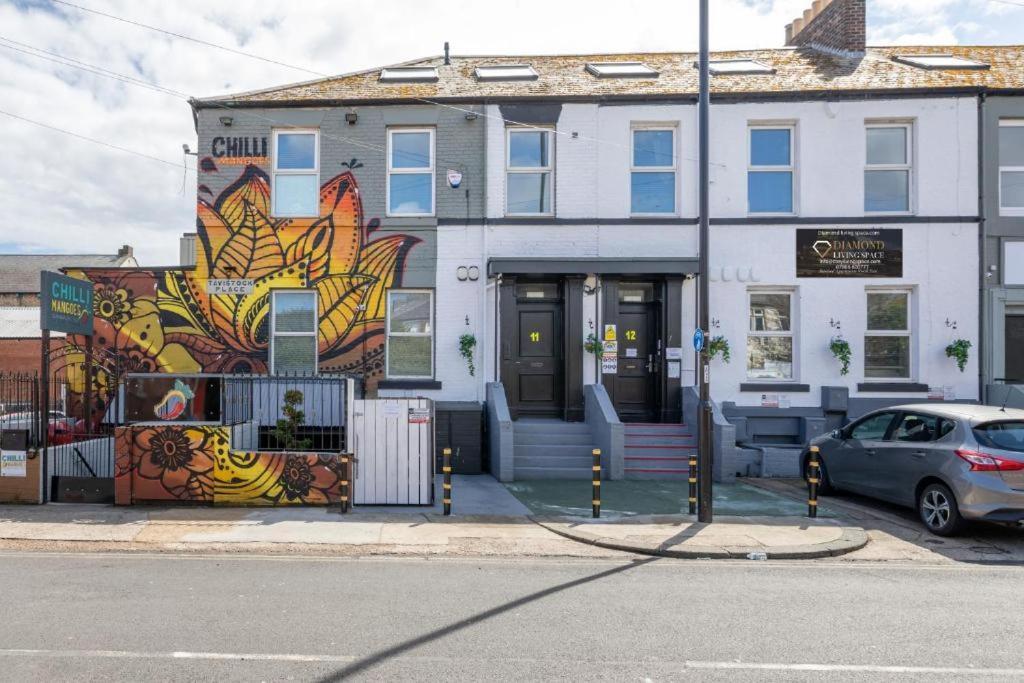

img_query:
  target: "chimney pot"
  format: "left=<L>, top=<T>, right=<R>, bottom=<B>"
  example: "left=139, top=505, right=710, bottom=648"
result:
left=443, top=41, right=450, bottom=66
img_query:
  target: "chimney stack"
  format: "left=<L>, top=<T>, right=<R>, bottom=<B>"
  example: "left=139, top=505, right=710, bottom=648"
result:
left=443, top=41, right=450, bottom=66
left=785, top=0, right=865, bottom=57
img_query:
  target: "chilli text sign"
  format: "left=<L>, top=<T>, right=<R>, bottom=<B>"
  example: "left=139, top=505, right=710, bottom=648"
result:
left=40, top=271, right=93, bottom=335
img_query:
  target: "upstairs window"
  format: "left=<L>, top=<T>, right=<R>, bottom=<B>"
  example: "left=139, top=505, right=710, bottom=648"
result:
left=631, top=127, right=676, bottom=215
left=892, top=55, right=989, bottom=70
left=506, top=128, right=553, bottom=215
left=865, top=290, right=912, bottom=380
left=386, top=290, right=434, bottom=379
left=387, top=128, right=435, bottom=216
left=706, top=59, right=774, bottom=75
left=865, top=123, right=913, bottom=213
left=475, top=65, right=538, bottom=81
left=272, top=130, right=319, bottom=218
left=1000, top=120, right=1024, bottom=217
left=270, top=290, right=318, bottom=375
left=380, top=66, right=438, bottom=82
left=585, top=62, right=658, bottom=78
left=748, top=126, right=795, bottom=214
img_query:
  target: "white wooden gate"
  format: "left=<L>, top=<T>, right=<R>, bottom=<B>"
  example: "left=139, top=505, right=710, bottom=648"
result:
left=352, top=398, right=434, bottom=505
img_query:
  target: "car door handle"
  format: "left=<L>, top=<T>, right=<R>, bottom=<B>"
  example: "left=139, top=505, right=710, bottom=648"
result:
left=912, top=451, right=927, bottom=458
left=865, top=449, right=876, bottom=456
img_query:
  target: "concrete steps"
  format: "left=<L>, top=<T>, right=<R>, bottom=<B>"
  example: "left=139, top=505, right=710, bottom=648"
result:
left=513, top=420, right=596, bottom=480
left=624, top=423, right=695, bottom=480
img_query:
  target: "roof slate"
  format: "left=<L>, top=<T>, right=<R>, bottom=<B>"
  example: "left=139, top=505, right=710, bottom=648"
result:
left=196, top=46, right=1024, bottom=107
left=0, top=253, right=136, bottom=294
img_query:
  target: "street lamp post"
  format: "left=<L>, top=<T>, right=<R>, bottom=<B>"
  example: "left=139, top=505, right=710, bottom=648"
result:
left=697, top=0, right=714, bottom=523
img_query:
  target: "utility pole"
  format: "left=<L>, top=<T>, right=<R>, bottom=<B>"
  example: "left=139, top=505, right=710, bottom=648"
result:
left=697, top=0, right=714, bottom=523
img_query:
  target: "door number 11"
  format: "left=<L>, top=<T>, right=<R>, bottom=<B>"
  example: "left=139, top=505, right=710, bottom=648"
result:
left=530, top=331, right=541, bottom=342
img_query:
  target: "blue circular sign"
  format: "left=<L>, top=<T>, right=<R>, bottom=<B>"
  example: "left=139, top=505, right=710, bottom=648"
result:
left=693, top=328, right=705, bottom=352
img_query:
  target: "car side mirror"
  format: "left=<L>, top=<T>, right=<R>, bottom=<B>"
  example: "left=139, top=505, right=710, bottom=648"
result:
left=831, top=428, right=845, bottom=440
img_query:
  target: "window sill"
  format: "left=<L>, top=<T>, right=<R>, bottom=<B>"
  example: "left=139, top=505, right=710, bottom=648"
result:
left=378, top=379, right=443, bottom=390
left=740, top=383, right=810, bottom=393
left=857, top=382, right=929, bottom=393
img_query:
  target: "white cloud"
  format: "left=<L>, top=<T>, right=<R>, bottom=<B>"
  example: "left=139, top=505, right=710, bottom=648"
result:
left=0, top=0, right=1020, bottom=265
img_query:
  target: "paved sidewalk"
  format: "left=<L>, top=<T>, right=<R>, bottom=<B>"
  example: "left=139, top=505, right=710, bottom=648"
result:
left=534, top=515, right=867, bottom=559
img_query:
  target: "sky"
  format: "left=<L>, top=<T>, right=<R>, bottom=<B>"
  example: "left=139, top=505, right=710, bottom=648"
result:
left=0, top=0, right=1022, bottom=266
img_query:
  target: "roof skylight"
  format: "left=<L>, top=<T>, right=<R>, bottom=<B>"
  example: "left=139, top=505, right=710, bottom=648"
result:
left=585, top=62, right=659, bottom=78
left=892, top=55, right=990, bottom=70
left=474, top=64, right=539, bottom=81
left=379, top=66, right=439, bottom=82
left=704, top=59, right=775, bottom=75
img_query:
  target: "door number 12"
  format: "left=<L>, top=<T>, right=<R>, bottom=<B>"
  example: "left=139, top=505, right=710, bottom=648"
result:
left=625, top=330, right=637, bottom=341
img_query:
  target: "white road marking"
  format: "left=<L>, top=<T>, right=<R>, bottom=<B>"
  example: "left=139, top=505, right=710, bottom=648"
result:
left=0, top=648, right=1022, bottom=677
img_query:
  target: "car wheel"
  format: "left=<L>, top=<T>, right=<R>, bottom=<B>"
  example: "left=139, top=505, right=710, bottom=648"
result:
left=918, top=483, right=967, bottom=537
left=803, top=454, right=834, bottom=495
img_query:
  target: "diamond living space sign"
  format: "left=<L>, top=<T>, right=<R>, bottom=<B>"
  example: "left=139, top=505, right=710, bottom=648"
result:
left=40, top=270, right=94, bottom=335
left=796, top=228, right=903, bottom=278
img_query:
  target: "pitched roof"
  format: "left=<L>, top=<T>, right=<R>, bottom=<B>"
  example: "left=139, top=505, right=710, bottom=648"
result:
left=0, top=252, right=137, bottom=294
left=195, top=45, right=1024, bottom=107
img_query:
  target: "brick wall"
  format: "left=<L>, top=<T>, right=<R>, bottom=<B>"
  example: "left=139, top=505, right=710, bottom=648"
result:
left=0, top=449, right=41, bottom=503
left=787, top=0, right=865, bottom=56
left=0, top=338, right=62, bottom=373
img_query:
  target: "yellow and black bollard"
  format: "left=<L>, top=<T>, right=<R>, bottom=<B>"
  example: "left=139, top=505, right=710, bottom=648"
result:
left=442, top=447, right=452, bottom=516
left=807, top=445, right=820, bottom=519
left=340, top=454, right=351, bottom=514
left=688, top=455, right=698, bottom=516
left=592, top=448, right=602, bottom=518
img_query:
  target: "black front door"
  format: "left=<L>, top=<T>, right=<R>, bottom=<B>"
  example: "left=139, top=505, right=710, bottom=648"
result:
left=503, top=281, right=564, bottom=418
left=613, top=284, right=660, bottom=422
left=1007, top=315, right=1024, bottom=383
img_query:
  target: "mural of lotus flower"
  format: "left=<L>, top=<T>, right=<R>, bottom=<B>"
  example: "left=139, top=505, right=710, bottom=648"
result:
left=65, top=164, right=420, bottom=420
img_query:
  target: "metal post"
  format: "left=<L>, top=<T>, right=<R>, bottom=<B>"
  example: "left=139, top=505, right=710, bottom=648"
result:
left=592, top=448, right=602, bottom=518
left=340, top=454, right=351, bottom=513
left=697, top=0, right=714, bottom=523
left=807, top=446, right=820, bottom=518
left=442, top=447, right=452, bottom=516
left=83, top=334, right=93, bottom=431
left=688, top=455, right=698, bottom=515
left=40, top=330, right=49, bottom=504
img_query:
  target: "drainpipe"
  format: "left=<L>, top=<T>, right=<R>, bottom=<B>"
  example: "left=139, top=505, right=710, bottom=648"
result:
left=978, top=90, right=987, bottom=403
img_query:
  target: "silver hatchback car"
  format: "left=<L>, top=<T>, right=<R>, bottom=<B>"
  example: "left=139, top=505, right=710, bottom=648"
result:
left=804, top=404, right=1024, bottom=536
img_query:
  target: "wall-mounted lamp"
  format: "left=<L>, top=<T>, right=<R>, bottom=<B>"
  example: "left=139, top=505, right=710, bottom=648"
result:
left=456, top=266, right=469, bottom=281
left=345, top=111, right=358, bottom=125
left=182, top=143, right=197, bottom=156
left=464, top=111, right=478, bottom=121
left=219, top=116, right=233, bottom=126
left=467, top=265, right=480, bottom=281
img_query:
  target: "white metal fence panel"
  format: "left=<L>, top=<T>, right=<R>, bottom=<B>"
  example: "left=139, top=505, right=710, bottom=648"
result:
left=353, top=398, right=433, bottom=505
left=48, top=436, right=114, bottom=478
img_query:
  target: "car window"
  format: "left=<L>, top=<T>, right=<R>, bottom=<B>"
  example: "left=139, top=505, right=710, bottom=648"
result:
left=849, top=412, right=897, bottom=441
left=891, top=413, right=940, bottom=443
left=936, top=418, right=957, bottom=439
left=973, top=421, right=1024, bottom=453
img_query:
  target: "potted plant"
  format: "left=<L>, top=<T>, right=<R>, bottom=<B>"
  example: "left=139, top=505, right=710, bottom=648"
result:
left=459, top=333, right=477, bottom=377
left=274, top=389, right=312, bottom=451
left=945, top=338, right=971, bottom=373
left=829, top=336, right=852, bottom=376
left=706, top=335, right=731, bottom=363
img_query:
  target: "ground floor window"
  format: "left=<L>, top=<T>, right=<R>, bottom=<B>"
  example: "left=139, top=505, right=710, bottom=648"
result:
left=270, top=290, right=318, bottom=375
left=747, top=290, right=794, bottom=380
left=386, top=290, right=434, bottom=379
left=865, top=290, right=912, bottom=379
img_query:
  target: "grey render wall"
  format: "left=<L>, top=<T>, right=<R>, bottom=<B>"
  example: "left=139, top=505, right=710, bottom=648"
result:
left=982, top=96, right=1024, bottom=386
left=195, top=104, right=486, bottom=288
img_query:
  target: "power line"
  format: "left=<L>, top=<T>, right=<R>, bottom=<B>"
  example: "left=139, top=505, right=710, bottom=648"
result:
left=0, top=107, right=191, bottom=169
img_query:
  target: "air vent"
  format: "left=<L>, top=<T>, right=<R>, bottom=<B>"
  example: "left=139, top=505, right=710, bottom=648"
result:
left=892, top=55, right=989, bottom=71
left=585, top=62, right=659, bottom=78
left=474, top=65, right=538, bottom=81
left=379, top=66, right=439, bottom=82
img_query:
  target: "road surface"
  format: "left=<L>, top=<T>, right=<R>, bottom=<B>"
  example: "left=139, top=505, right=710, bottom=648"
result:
left=1, top=550, right=1022, bottom=681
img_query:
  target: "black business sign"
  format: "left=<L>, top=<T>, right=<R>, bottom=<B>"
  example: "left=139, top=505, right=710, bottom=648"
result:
left=796, top=228, right=903, bottom=278
left=40, top=271, right=94, bottom=335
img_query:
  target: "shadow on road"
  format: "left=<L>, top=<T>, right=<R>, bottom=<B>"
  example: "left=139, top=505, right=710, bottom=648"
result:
left=315, top=557, right=659, bottom=681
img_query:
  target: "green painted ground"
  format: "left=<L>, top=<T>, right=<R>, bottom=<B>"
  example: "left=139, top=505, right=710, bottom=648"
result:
left=504, top=479, right=820, bottom=518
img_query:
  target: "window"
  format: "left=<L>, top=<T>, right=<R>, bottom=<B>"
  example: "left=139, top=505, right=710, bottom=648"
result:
left=973, top=421, right=1024, bottom=453
left=849, top=412, right=897, bottom=441
left=705, top=59, right=774, bottom=75
left=1000, top=120, right=1024, bottom=216
left=272, top=130, right=319, bottom=217
left=891, top=413, right=940, bottom=443
left=865, top=291, right=912, bottom=379
left=585, top=62, right=658, bottom=78
left=387, top=128, right=434, bottom=216
left=506, top=128, right=553, bottom=215
left=631, top=127, right=676, bottom=214
left=892, top=55, right=989, bottom=70
left=386, top=290, right=434, bottom=379
left=380, top=67, right=438, bottom=82
left=747, top=291, right=794, bottom=380
left=475, top=65, right=538, bottom=81
left=270, top=291, right=317, bottom=375
left=865, top=124, right=912, bottom=213
left=748, top=126, right=794, bottom=214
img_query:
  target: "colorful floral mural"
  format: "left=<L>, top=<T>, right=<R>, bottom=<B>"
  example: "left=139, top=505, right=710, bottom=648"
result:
left=115, top=425, right=343, bottom=506
left=63, top=165, right=421, bottom=421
